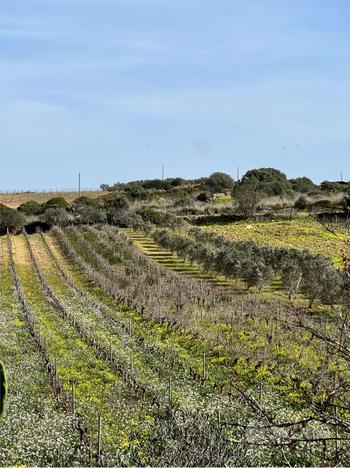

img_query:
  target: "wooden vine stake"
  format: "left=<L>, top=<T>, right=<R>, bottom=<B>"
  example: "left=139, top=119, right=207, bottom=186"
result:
left=334, top=372, right=339, bottom=464
left=168, top=378, right=172, bottom=404
left=202, top=352, right=206, bottom=380
left=97, top=415, right=103, bottom=466
left=259, top=377, right=263, bottom=405
left=71, top=379, right=76, bottom=416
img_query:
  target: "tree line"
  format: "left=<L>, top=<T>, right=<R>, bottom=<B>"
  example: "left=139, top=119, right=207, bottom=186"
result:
left=152, top=228, right=350, bottom=308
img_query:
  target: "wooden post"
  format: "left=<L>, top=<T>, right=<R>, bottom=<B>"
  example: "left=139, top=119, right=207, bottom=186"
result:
left=168, top=378, right=172, bottom=404
left=71, top=380, right=76, bottom=416
left=202, top=352, right=206, bottom=380
left=97, top=415, right=103, bottom=466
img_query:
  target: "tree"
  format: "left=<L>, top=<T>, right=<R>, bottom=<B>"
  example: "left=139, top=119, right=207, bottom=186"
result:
left=319, top=267, right=343, bottom=308
left=242, top=260, right=272, bottom=291
left=300, top=254, right=333, bottom=307
left=241, top=168, right=292, bottom=196
left=0, top=204, right=26, bottom=233
left=235, top=180, right=261, bottom=218
left=207, top=172, right=235, bottom=191
left=281, top=258, right=303, bottom=302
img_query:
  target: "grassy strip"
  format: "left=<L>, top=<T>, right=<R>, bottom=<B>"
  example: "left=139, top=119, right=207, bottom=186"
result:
left=11, top=234, right=157, bottom=465
left=0, top=238, right=85, bottom=466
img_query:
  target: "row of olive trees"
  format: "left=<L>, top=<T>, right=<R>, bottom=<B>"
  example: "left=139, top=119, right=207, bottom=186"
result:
left=152, top=229, right=349, bottom=308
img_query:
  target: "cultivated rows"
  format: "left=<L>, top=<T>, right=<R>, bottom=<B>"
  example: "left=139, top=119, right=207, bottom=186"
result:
left=0, top=225, right=349, bottom=465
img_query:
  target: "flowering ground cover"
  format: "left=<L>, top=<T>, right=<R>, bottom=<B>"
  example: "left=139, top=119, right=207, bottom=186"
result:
left=203, top=215, right=350, bottom=268
left=0, top=224, right=349, bottom=466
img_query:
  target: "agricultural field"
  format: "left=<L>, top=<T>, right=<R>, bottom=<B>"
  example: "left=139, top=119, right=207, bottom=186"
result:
left=1, top=223, right=350, bottom=466
left=203, top=215, right=350, bottom=268
left=0, top=191, right=101, bottom=209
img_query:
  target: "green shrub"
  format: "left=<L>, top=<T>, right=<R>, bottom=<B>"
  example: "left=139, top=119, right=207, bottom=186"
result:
left=294, top=196, right=308, bottom=210
left=45, top=197, right=68, bottom=209
left=18, top=200, right=43, bottom=216
left=41, top=208, right=71, bottom=226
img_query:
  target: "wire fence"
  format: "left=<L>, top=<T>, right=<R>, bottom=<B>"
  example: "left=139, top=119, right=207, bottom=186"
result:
left=0, top=188, right=101, bottom=194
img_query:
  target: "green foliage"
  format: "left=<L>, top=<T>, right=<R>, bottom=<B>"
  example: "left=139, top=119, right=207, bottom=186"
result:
left=235, top=180, right=262, bottom=218
left=289, top=177, right=317, bottom=193
left=294, top=196, right=308, bottom=210
left=196, top=191, right=213, bottom=202
left=45, top=197, right=69, bottom=209
left=18, top=200, right=44, bottom=216
left=71, top=196, right=100, bottom=208
left=241, top=167, right=293, bottom=196
left=41, top=208, right=71, bottom=226
left=101, top=193, right=129, bottom=211
left=125, top=184, right=147, bottom=200
left=153, top=227, right=347, bottom=306
left=0, top=203, right=26, bottom=233
left=320, top=180, right=349, bottom=192
left=137, top=207, right=182, bottom=228
left=0, top=362, right=6, bottom=417
left=207, top=172, right=235, bottom=191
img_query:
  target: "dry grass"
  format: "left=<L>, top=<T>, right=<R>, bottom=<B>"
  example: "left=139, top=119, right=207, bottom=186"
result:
left=0, top=191, right=101, bottom=208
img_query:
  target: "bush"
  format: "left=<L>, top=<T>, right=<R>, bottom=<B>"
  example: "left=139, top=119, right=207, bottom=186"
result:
left=126, top=185, right=147, bottom=200
left=320, top=180, right=349, bottom=192
left=45, top=197, right=68, bottom=210
left=41, top=208, right=71, bottom=226
left=71, top=196, right=100, bottom=208
left=170, top=177, right=185, bottom=187
left=294, top=196, right=308, bottom=210
left=207, top=172, right=235, bottom=191
left=17, top=200, right=43, bottom=216
left=137, top=207, right=182, bottom=228
left=74, top=205, right=107, bottom=224
left=173, top=197, right=195, bottom=208
left=101, top=193, right=129, bottom=211
left=289, top=177, right=316, bottom=194
left=196, top=192, right=212, bottom=203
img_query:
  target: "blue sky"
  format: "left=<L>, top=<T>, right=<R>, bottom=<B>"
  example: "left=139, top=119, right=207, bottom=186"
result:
left=0, top=0, right=349, bottom=190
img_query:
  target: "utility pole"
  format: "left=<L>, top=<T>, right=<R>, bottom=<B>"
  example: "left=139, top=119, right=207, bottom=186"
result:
left=162, top=163, right=165, bottom=181
left=340, top=171, right=343, bottom=182
left=78, top=173, right=81, bottom=197
left=236, top=166, right=240, bottom=182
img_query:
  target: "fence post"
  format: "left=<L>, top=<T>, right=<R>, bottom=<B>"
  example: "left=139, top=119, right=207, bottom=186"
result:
left=97, top=415, right=103, bottom=466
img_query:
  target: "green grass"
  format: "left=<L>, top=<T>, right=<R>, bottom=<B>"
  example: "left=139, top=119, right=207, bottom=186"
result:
left=203, top=215, right=350, bottom=267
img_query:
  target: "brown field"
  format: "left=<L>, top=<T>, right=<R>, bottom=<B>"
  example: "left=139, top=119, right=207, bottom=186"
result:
left=0, top=190, right=102, bottom=208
